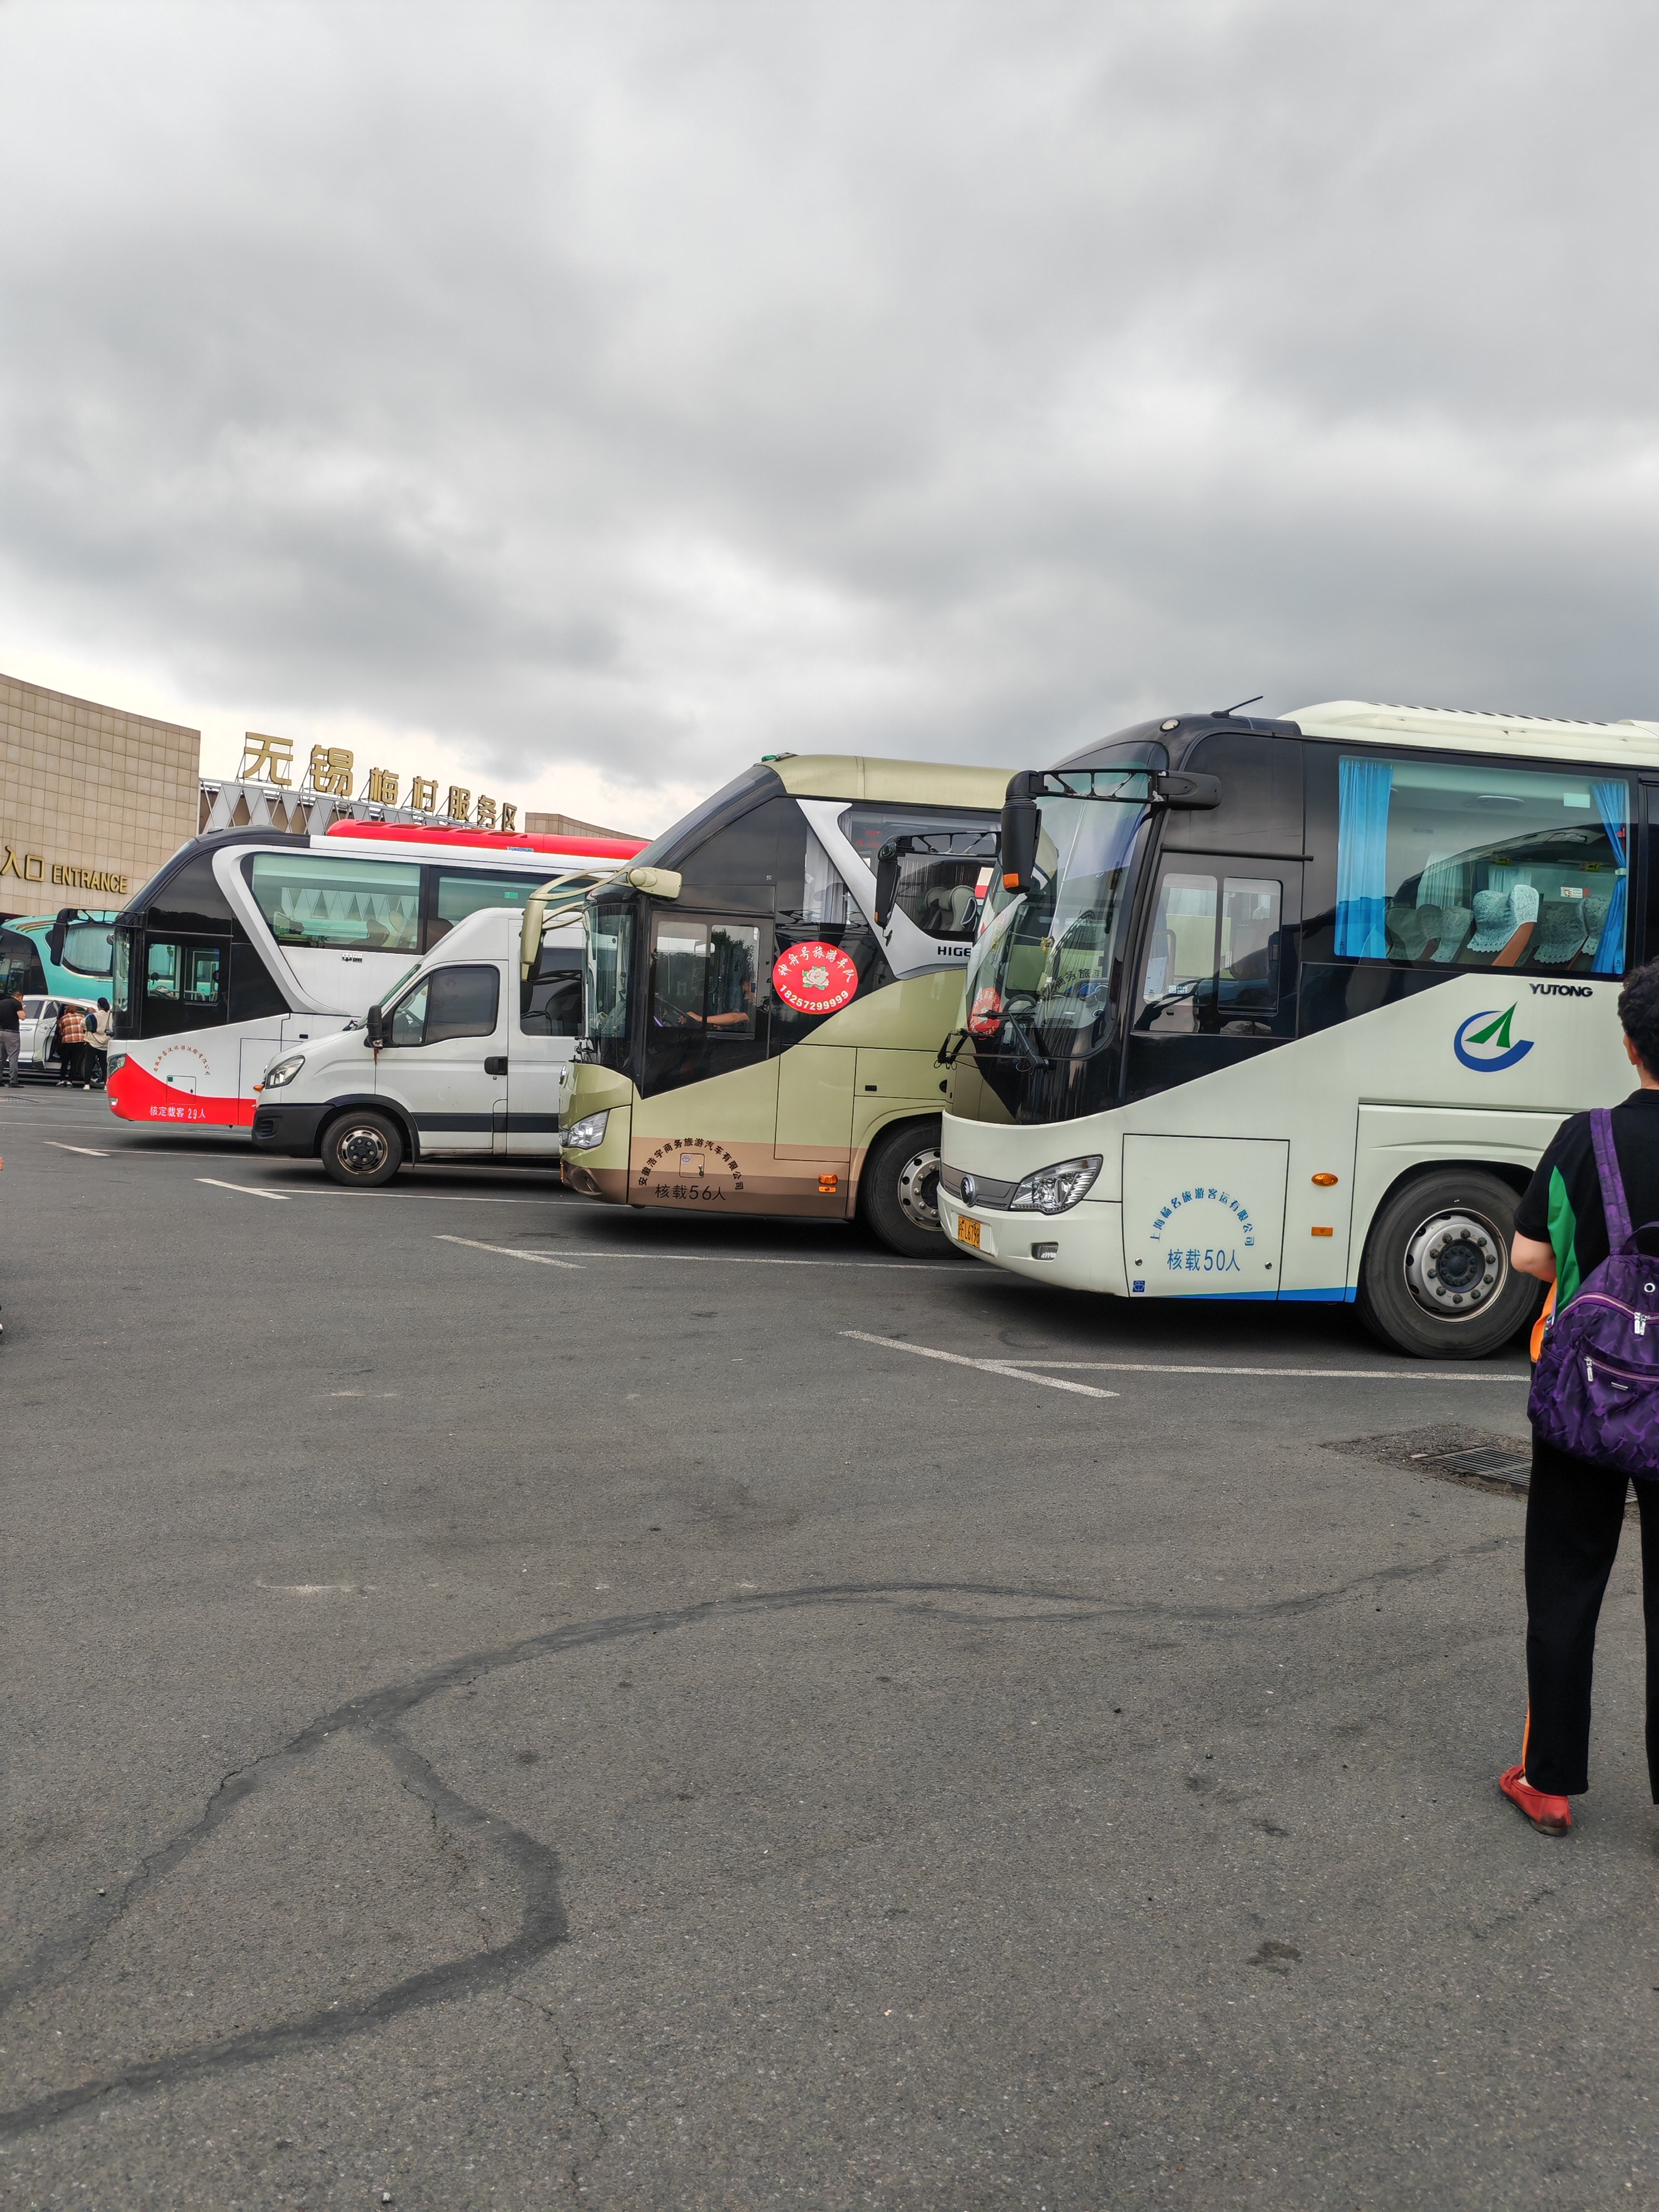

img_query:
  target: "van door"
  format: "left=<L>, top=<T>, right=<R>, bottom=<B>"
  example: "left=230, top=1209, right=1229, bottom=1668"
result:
left=377, top=962, right=504, bottom=1156
left=507, top=939, right=582, bottom=1157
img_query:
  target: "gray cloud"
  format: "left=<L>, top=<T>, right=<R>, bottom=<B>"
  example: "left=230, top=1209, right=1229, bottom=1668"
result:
left=2, top=0, right=1656, bottom=811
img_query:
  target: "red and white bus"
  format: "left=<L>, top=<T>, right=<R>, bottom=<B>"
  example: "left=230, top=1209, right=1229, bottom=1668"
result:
left=106, top=820, right=644, bottom=1130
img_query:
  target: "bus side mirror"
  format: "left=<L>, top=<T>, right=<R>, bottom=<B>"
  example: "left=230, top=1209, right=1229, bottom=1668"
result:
left=627, top=866, right=682, bottom=899
left=999, top=800, right=1040, bottom=893
left=1154, top=771, right=1221, bottom=810
left=366, top=1003, right=385, bottom=1046
left=874, top=842, right=901, bottom=929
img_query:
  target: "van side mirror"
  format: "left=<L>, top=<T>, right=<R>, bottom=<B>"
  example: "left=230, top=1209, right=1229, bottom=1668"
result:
left=366, top=1003, right=385, bottom=1046
left=998, top=800, right=1040, bottom=894
left=873, top=841, right=901, bottom=929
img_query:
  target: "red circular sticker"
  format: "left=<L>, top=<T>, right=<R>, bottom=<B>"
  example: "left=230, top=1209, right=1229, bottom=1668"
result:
left=772, top=940, right=860, bottom=1015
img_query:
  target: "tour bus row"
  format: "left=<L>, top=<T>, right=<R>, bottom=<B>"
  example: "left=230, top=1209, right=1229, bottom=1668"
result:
left=104, top=700, right=1659, bottom=1359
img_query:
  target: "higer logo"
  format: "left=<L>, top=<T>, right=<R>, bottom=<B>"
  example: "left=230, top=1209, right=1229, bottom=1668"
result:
left=1453, top=1004, right=1534, bottom=1074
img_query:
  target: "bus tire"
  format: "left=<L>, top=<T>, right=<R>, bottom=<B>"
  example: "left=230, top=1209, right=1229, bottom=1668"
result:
left=860, top=1118, right=945, bottom=1258
left=1356, top=1166, right=1542, bottom=1360
left=320, top=1108, right=405, bottom=1189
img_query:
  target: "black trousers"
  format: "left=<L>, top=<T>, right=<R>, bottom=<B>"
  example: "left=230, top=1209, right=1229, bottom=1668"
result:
left=1524, top=1437, right=1659, bottom=1798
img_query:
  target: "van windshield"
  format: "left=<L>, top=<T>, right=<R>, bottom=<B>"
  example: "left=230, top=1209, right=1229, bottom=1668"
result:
left=964, top=780, right=1151, bottom=1060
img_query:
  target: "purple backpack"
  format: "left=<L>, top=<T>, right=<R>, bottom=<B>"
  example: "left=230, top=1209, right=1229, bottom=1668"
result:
left=1528, top=1109, right=1659, bottom=1476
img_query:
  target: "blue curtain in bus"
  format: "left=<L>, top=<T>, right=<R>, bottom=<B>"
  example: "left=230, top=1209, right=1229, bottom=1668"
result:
left=1335, top=757, right=1393, bottom=959
left=1591, top=780, right=1628, bottom=976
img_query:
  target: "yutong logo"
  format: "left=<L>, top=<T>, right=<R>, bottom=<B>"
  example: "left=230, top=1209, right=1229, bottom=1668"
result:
left=1529, top=982, right=1594, bottom=999
left=1453, top=1004, right=1534, bottom=1073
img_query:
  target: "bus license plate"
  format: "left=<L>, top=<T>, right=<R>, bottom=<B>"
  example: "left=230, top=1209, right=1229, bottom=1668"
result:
left=957, top=1216, right=981, bottom=1249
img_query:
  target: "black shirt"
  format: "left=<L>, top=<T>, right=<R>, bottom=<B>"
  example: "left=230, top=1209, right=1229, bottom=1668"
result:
left=0, top=993, right=21, bottom=1030
left=1515, top=1089, right=1659, bottom=1306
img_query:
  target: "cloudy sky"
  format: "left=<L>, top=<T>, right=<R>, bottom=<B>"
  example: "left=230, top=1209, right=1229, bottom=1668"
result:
left=2, top=1, right=1655, bottom=834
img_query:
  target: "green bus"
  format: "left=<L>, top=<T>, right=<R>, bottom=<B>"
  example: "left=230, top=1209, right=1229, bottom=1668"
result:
left=559, top=754, right=1007, bottom=1253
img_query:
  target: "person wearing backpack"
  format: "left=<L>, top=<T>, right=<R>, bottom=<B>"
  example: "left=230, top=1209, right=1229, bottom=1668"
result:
left=1503, top=959, right=1659, bottom=1836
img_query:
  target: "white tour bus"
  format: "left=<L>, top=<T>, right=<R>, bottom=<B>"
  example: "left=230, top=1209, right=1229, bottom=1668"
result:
left=247, top=897, right=587, bottom=1182
left=937, top=700, right=1658, bottom=1358
left=105, top=823, right=642, bottom=1130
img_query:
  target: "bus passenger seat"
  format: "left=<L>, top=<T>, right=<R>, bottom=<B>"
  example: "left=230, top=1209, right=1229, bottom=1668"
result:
left=1430, top=905, right=1472, bottom=962
left=1531, top=899, right=1588, bottom=967
left=1492, top=884, right=1540, bottom=968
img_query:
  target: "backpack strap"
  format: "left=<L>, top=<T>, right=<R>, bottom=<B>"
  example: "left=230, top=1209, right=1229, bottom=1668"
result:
left=1590, top=1107, right=1635, bottom=1253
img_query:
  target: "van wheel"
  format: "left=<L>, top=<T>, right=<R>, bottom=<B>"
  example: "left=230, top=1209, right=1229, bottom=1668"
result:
left=1357, top=1167, right=1542, bottom=1359
left=321, top=1109, right=404, bottom=1189
left=860, top=1119, right=945, bottom=1258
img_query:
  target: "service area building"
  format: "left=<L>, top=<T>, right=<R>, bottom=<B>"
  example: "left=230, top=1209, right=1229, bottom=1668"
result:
left=0, top=671, right=201, bottom=920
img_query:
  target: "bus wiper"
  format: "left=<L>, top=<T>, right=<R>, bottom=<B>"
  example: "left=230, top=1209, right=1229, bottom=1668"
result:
left=1003, top=1014, right=1050, bottom=1067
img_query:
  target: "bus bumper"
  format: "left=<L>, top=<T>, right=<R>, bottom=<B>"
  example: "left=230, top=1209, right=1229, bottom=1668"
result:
left=250, top=1103, right=327, bottom=1155
left=936, top=1191, right=1127, bottom=1293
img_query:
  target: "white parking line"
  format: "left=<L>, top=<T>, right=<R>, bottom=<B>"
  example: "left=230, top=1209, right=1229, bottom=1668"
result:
left=197, top=1178, right=291, bottom=1202
left=435, top=1234, right=585, bottom=1269
left=841, top=1330, right=1120, bottom=1399
left=1011, top=1360, right=1529, bottom=1382
left=434, top=1235, right=961, bottom=1273
left=43, top=1141, right=112, bottom=1156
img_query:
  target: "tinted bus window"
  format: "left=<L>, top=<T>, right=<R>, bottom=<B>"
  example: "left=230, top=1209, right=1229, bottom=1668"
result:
left=247, top=854, right=422, bottom=953
left=429, top=870, right=542, bottom=948
left=521, top=943, right=583, bottom=1035
left=1330, top=754, right=1628, bottom=974
left=651, top=919, right=760, bottom=1040
left=0, top=927, right=45, bottom=996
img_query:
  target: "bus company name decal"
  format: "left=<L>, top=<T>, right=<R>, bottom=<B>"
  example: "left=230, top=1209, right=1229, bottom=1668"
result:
left=772, top=941, right=859, bottom=1015
left=1146, top=1184, right=1255, bottom=1276
left=636, top=1137, right=746, bottom=1203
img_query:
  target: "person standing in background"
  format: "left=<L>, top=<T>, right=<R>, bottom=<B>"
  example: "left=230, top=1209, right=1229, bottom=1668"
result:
left=0, top=988, right=20, bottom=1087
left=54, top=1001, right=87, bottom=1087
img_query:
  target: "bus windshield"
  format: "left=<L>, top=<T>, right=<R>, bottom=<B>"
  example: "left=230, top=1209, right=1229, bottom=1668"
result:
left=965, top=782, right=1150, bottom=1059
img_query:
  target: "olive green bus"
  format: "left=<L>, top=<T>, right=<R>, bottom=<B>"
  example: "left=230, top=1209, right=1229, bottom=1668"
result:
left=559, top=754, right=1007, bottom=1253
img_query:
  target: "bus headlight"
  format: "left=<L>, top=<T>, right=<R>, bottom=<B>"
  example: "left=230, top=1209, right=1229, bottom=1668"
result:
left=1008, top=1155, right=1102, bottom=1215
left=563, top=1110, right=609, bottom=1151
left=105, top=1053, right=126, bottom=1076
left=261, top=1054, right=306, bottom=1090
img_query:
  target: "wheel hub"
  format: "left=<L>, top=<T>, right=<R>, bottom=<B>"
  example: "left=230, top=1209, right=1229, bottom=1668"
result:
left=339, top=1123, right=390, bottom=1176
left=895, top=1145, right=942, bottom=1231
left=1404, top=1209, right=1504, bottom=1317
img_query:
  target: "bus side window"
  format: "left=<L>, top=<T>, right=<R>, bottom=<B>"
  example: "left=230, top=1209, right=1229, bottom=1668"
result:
left=1141, top=873, right=1281, bottom=1034
left=651, top=918, right=759, bottom=1040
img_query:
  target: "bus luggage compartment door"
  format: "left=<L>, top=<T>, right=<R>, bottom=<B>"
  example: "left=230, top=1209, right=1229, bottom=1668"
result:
left=1121, top=1135, right=1289, bottom=1300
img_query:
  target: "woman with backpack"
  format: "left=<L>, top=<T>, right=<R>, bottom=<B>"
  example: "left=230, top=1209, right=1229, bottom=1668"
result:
left=1503, top=959, right=1659, bottom=1836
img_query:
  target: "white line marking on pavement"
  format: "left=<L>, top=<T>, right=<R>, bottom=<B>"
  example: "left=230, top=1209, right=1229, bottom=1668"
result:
left=1008, top=1360, right=1528, bottom=1382
left=435, top=1233, right=585, bottom=1269
left=435, top=1236, right=959, bottom=1272
left=43, top=1140, right=112, bottom=1156
left=841, top=1330, right=1120, bottom=1398
left=197, top=1178, right=291, bottom=1201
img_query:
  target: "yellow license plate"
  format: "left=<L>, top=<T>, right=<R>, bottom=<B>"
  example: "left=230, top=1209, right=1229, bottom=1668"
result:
left=957, top=1215, right=981, bottom=1249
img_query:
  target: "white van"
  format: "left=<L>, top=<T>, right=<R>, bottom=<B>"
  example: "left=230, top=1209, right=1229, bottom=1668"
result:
left=247, top=903, right=581, bottom=1184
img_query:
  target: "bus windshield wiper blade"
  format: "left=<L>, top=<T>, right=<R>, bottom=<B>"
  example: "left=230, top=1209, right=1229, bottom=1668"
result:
left=1003, top=1015, right=1050, bottom=1067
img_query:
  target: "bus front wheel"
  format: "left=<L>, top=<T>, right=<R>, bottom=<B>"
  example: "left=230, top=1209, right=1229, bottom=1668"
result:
left=1357, top=1167, right=1542, bottom=1360
left=860, top=1119, right=945, bottom=1258
left=321, top=1109, right=406, bottom=1189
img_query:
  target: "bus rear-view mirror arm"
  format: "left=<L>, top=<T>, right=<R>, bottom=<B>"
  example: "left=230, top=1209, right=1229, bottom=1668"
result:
left=998, top=767, right=1220, bottom=894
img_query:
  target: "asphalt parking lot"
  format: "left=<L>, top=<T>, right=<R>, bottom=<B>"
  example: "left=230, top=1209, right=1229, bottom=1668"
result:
left=3, top=1090, right=1655, bottom=2209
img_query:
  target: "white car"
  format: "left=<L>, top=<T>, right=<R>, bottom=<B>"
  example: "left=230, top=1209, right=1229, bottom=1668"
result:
left=17, top=995, right=108, bottom=1081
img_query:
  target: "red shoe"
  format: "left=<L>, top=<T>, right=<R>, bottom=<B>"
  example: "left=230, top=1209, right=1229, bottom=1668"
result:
left=1500, top=1764, right=1571, bottom=1836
